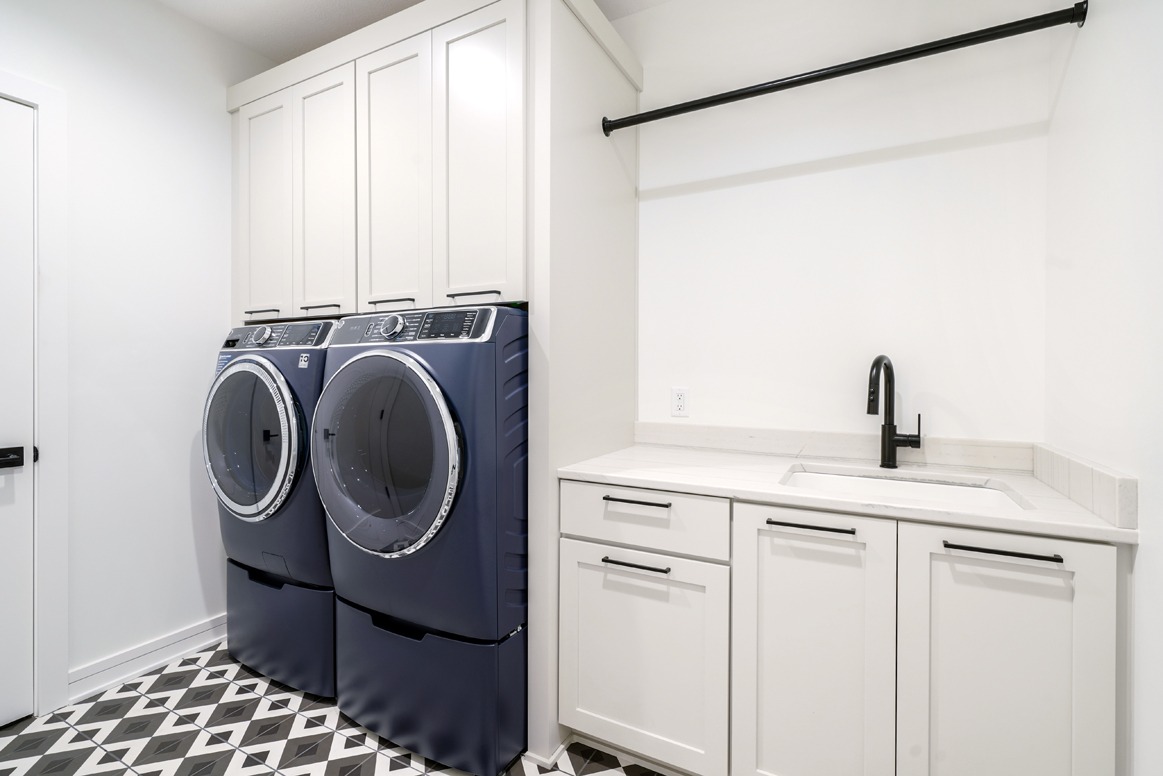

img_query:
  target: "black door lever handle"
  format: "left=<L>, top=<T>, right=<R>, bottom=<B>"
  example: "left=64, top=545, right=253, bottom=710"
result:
left=0, top=447, right=25, bottom=469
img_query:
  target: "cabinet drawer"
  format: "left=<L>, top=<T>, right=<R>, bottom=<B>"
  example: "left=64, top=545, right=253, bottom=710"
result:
left=560, top=480, right=729, bottom=561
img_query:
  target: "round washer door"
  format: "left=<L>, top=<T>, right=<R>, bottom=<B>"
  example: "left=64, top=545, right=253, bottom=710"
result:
left=310, top=350, right=459, bottom=558
left=202, top=355, right=301, bottom=521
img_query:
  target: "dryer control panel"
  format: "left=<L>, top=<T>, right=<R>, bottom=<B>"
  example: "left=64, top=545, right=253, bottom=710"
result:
left=332, top=307, right=495, bottom=345
left=222, top=321, right=335, bottom=350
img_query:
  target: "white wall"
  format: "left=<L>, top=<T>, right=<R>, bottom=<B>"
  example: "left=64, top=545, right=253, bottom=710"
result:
left=1044, top=0, right=1163, bottom=773
left=616, top=0, right=1072, bottom=441
left=0, top=0, right=271, bottom=680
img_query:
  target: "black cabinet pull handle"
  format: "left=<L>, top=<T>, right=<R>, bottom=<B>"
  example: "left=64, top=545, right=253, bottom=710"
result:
left=942, top=540, right=1063, bottom=564
left=601, top=556, right=671, bottom=575
left=368, top=297, right=416, bottom=306
left=0, top=447, right=25, bottom=469
left=766, top=518, right=856, bottom=536
left=243, top=308, right=279, bottom=316
left=300, top=303, right=341, bottom=311
left=602, top=495, right=672, bottom=509
left=447, top=289, right=501, bottom=299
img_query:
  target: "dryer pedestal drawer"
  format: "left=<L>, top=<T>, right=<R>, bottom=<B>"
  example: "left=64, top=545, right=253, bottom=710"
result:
left=226, top=559, right=335, bottom=697
left=335, top=598, right=526, bottom=776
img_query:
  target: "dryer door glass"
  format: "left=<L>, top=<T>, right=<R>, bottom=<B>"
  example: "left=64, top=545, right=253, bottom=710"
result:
left=203, top=356, right=299, bottom=520
left=312, top=350, right=459, bottom=558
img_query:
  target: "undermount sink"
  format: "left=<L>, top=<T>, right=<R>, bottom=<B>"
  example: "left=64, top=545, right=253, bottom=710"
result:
left=780, top=465, right=1030, bottom=512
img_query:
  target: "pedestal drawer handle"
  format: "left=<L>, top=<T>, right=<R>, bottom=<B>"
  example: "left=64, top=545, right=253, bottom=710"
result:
left=766, top=518, right=856, bottom=536
left=602, top=495, right=672, bottom=509
left=601, top=556, right=671, bottom=575
left=942, top=540, right=1063, bottom=564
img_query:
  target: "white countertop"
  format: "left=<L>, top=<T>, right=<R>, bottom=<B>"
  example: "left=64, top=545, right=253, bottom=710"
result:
left=558, top=444, right=1138, bottom=545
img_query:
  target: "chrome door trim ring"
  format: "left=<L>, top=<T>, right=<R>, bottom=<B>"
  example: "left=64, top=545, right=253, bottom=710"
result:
left=202, top=355, right=298, bottom=521
left=311, top=349, right=459, bottom=558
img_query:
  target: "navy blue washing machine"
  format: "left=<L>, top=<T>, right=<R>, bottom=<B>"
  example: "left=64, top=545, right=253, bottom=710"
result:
left=202, top=320, right=337, bottom=698
left=310, top=307, right=527, bottom=776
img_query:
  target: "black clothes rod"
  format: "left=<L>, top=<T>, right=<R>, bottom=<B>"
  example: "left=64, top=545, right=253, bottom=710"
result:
left=602, top=1, right=1088, bottom=136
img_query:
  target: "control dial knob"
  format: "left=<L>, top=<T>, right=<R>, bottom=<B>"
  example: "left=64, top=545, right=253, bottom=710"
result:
left=379, top=315, right=405, bottom=340
left=253, top=325, right=273, bottom=346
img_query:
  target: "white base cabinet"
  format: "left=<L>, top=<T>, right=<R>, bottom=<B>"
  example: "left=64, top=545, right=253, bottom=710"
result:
left=897, top=523, right=1116, bottom=776
left=732, top=504, right=897, bottom=776
left=559, top=537, right=729, bottom=776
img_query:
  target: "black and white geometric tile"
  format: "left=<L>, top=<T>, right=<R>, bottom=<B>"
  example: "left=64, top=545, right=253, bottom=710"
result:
left=0, top=641, right=664, bottom=776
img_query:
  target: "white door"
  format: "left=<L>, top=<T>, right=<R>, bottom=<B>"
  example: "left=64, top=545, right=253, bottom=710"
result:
left=0, top=95, right=36, bottom=727
left=732, top=504, right=897, bottom=776
left=897, top=523, right=1117, bottom=776
left=559, top=538, right=730, bottom=776
left=356, top=34, right=433, bottom=312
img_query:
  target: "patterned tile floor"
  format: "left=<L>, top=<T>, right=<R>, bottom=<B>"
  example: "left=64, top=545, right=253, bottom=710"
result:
left=0, top=641, right=662, bottom=776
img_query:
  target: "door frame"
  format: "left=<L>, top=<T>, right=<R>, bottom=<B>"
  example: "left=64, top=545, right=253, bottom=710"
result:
left=0, top=70, right=69, bottom=715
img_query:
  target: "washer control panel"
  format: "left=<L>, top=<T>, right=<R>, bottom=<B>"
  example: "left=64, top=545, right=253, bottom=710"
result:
left=334, top=307, right=495, bottom=345
left=222, top=320, right=334, bottom=350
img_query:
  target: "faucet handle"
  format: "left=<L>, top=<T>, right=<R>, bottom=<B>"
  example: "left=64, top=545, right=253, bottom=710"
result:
left=909, top=414, right=922, bottom=449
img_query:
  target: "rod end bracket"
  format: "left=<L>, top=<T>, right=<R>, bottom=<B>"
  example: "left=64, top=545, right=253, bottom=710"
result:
left=601, top=117, right=613, bottom=136
left=1073, top=0, right=1088, bottom=27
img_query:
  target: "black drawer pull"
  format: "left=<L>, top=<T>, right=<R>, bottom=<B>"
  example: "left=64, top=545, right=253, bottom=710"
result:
left=243, top=307, right=279, bottom=316
left=943, top=540, right=1063, bottom=564
left=766, top=518, right=856, bottom=535
left=447, top=289, right=502, bottom=299
left=368, top=297, right=416, bottom=306
left=300, top=303, right=341, bottom=311
left=602, top=495, right=672, bottom=510
left=601, top=556, right=671, bottom=575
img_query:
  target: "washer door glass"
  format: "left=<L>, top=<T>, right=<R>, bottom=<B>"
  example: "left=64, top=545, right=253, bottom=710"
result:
left=202, top=355, right=299, bottom=520
left=311, top=350, right=459, bottom=557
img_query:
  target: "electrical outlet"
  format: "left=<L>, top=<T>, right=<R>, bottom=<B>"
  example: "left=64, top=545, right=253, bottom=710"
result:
left=671, top=387, right=689, bottom=417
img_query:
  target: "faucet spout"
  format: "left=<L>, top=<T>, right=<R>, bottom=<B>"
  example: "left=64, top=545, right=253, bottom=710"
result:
left=867, top=355, right=895, bottom=422
left=865, top=354, right=920, bottom=468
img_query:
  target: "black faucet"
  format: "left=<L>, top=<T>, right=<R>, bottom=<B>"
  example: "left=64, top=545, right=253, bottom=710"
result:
left=866, top=355, right=921, bottom=469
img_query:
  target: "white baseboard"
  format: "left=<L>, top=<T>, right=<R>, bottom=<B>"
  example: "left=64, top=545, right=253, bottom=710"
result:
left=523, top=739, right=569, bottom=770
left=66, top=614, right=227, bottom=704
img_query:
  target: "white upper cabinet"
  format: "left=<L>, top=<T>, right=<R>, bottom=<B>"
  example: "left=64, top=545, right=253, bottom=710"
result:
left=897, top=523, right=1116, bottom=776
left=234, top=64, right=356, bottom=322
left=432, top=0, right=525, bottom=306
left=357, top=34, right=433, bottom=312
left=292, top=64, right=356, bottom=318
left=236, top=90, right=293, bottom=321
left=732, top=504, right=897, bottom=776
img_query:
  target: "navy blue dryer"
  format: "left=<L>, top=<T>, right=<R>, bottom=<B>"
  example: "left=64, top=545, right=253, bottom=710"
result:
left=202, top=320, right=336, bottom=697
left=311, top=307, right=527, bottom=776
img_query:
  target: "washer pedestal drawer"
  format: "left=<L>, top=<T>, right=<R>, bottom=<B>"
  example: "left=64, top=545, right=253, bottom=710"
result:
left=226, top=559, right=336, bottom=697
left=335, top=598, right=526, bottom=776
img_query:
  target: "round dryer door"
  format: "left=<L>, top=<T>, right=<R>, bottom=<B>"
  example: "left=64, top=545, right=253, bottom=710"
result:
left=202, top=355, right=301, bottom=521
left=310, top=350, right=459, bottom=558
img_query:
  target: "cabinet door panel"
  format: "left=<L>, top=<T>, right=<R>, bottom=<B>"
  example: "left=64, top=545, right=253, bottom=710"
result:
left=897, top=523, right=1116, bottom=776
left=732, top=504, right=896, bottom=776
left=237, top=90, right=293, bottom=321
left=292, top=64, right=356, bottom=316
left=559, top=538, right=728, bottom=776
left=433, top=0, right=525, bottom=304
left=357, top=35, right=432, bottom=312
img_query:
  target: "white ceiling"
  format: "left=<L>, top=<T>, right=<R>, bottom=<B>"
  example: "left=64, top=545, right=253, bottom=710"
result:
left=152, top=0, right=674, bottom=64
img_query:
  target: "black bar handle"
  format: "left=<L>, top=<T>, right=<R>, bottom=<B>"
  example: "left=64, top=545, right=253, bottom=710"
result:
left=766, top=518, right=856, bottom=536
left=243, top=308, right=279, bottom=315
left=601, top=556, right=672, bottom=575
left=602, top=495, right=672, bottom=510
left=368, top=297, right=416, bottom=306
left=0, top=447, right=25, bottom=469
left=300, top=303, right=341, bottom=311
left=943, top=540, right=1063, bottom=564
left=602, top=2, right=1088, bottom=135
left=447, top=289, right=502, bottom=299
